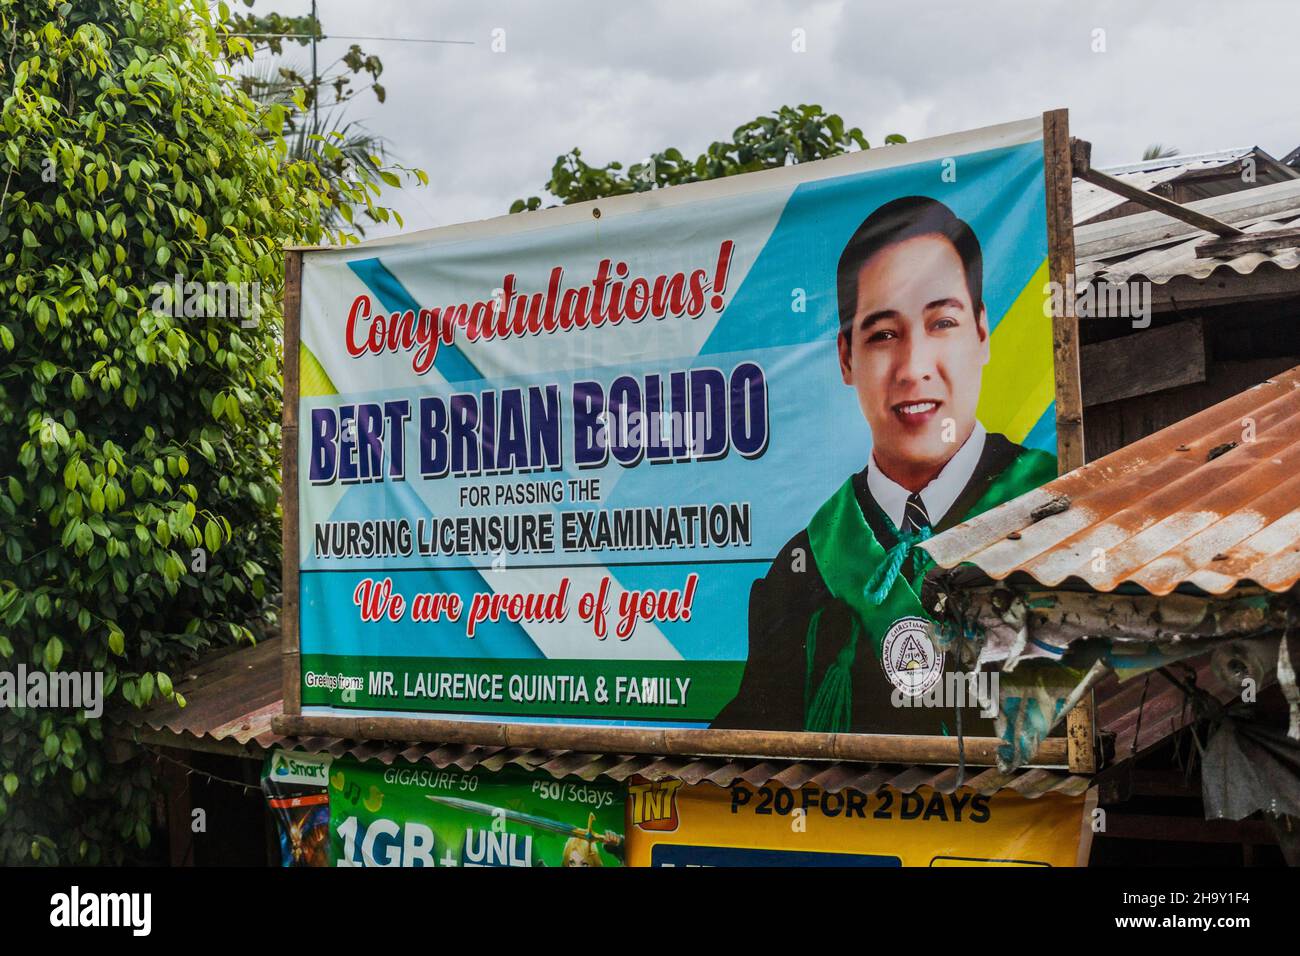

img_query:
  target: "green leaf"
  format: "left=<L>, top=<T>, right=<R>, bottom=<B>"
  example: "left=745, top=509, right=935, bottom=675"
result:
left=204, top=519, right=221, bottom=554
left=43, top=636, right=63, bottom=671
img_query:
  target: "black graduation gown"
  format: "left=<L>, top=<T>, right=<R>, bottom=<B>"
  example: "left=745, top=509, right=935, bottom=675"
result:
left=711, top=434, right=1033, bottom=735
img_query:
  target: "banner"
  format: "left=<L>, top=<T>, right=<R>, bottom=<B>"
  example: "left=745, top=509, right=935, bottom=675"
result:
left=626, top=779, right=1087, bottom=866
left=327, top=758, right=625, bottom=867
left=262, top=750, right=333, bottom=867
left=295, top=116, right=1058, bottom=734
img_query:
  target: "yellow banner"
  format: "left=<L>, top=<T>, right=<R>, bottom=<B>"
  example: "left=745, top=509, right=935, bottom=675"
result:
left=626, top=779, right=1087, bottom=867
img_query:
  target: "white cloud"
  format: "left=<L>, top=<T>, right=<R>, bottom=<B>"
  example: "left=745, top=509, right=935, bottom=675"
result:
left=278, top=0, right=1300, bottom=235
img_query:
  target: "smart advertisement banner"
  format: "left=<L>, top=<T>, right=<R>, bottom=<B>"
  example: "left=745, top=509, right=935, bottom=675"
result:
left=296, top=117, right=1058, bottom=734
left=262, top=750, right=625, bottom=867
left=626, top=779, right=1088, bottom=867
left=262, top=750, right=333, bottom=867
left=330, top=757, right=624, bottom=867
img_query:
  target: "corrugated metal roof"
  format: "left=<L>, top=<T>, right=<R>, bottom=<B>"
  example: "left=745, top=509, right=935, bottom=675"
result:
left=1096, top=660, right=1214, bottom=761
left=113, top=636, right=1089, bottom=796
left=922, top=364, right=1300, bottom=595
left=1098, top=148, right=1257, bottom=178
left=274, top=737, right=1092, bottom=798
left=1069, top=147, right=1291, bottom=226
left=123, top=636, right=282, bottom=750
left=1080, top=211, right=1300, bottom=286
left=1072, top=148, right=1247, bottom=225
left=1075, top=177, right=1300, bottom=286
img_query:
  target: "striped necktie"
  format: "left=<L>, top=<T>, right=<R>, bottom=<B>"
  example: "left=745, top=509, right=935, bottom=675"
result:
left=902, top=492, right=931, bottom=535
left=900, top=492, right=930, bottom=582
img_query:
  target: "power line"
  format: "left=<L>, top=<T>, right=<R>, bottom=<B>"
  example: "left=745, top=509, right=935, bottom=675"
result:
left=229, top=33, right=475, bottom=45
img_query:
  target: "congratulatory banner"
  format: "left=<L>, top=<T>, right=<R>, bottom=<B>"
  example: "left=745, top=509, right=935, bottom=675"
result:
left=296, top=117, right=1058, bottom=733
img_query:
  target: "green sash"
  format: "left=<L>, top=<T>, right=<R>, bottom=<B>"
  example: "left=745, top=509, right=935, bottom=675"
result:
left=802, top=447, right=1055, bottom=732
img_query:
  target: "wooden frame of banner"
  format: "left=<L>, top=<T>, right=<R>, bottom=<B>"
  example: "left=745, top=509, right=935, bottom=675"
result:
left=273, top=110, right=1089, bottom=772
left=1042, top=108, right=1097, bottom=775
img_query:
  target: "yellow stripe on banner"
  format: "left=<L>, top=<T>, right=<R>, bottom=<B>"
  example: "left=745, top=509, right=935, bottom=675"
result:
left=299, top=342, right=338, bottom=398
left=976, top=259, right=1054, bottom=444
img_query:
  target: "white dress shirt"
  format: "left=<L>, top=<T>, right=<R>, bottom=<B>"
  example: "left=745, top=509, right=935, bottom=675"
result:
left=866, top=422, right=987, bottom=530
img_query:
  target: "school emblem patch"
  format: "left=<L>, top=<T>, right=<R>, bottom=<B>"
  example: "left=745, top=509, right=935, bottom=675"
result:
left=881, top=616, right=943, bottom=698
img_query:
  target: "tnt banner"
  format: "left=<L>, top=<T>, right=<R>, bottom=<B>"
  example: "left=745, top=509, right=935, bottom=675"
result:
left=327, top=758, right=625, bottom=867
left=626, top=779, right=1088, bottom=867
left=294, top=116, right=1060, bottom=734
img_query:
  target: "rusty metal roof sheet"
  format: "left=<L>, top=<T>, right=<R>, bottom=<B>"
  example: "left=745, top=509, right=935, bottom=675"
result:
left=922, top=364, right=1300, bottom=595
left=117, top=636, right=282, bottom=751
left=114, top=636, right=1089, bottom=796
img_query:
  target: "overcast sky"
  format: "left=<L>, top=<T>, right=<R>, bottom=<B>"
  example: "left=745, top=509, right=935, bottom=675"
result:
left=264, top=0, right=1300, bottom=235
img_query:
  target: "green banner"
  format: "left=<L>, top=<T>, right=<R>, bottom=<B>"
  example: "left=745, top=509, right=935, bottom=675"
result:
left=301, top=654, right=741, bottom=720
left=328, top=757, right=626, bottom=867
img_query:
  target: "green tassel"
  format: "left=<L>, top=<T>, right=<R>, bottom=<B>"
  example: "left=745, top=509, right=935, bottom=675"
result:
left=804, top=614, right=860, bottom=733
left=862, top=524, right=932, bottom=605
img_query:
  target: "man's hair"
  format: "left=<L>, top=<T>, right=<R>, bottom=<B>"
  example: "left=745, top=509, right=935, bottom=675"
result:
left=836, top=195, right=984, bottom=336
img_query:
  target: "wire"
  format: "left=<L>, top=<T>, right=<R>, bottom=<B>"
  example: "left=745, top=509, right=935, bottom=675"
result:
left=229, top=33, right=475, bottom=45
left=145, top=746, right=263, bottom=796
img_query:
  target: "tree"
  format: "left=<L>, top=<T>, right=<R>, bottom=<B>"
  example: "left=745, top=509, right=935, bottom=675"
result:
left=0, top=0, right=414, bottom=864
left=230, top=2, right=386, bottom=111
left=230, top=1, right=394, bottom=233
left=511, top=103, right=906, bottom=212
left=1142, top=143, right=1180, bottom=161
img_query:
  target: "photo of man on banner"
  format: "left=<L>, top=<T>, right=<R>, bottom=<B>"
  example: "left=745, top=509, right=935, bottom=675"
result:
left=713, top=196, right=1057, bottom=735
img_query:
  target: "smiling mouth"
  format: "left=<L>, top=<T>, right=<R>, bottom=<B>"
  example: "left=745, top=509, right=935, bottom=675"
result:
left=892, top=400, right=941, bottom=423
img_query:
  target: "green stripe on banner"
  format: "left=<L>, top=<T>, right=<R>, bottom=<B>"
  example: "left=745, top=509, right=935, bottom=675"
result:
left=301, top=655, right=744, bottom=721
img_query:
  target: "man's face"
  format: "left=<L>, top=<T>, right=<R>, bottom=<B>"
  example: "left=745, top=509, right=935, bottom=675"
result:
left=837, top=233, right=989, bottom=487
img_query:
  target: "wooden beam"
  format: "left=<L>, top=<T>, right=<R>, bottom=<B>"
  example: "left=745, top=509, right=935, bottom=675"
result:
left=1074, top=178, right=1300, bottom=262
left=1195, top=225, right=1300, bottom=259
left=1080, top=319, right=1206, bottom=407
left=160, top=747, right=195, bottom=866
left=1046, top=114, right=1093, bottom=773
left=1072, top=138, right=1245, bottom=239
left=1045, top=115, right=1085, bottom=472
left=1067, top=692, right=1098, bottom=774
left=281, top=249, right=303, bottom=719
left=1148, top=266, right=1300, bottom=310
left=270, top=714, right=1071, bottom=767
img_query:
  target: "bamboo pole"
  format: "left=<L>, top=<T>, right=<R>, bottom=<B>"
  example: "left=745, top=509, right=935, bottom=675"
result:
left=269, top=714, right=1070, bottom=767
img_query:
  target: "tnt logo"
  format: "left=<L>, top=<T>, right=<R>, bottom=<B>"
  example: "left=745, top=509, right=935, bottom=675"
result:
left=628, top=779, right=683, bottom=832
